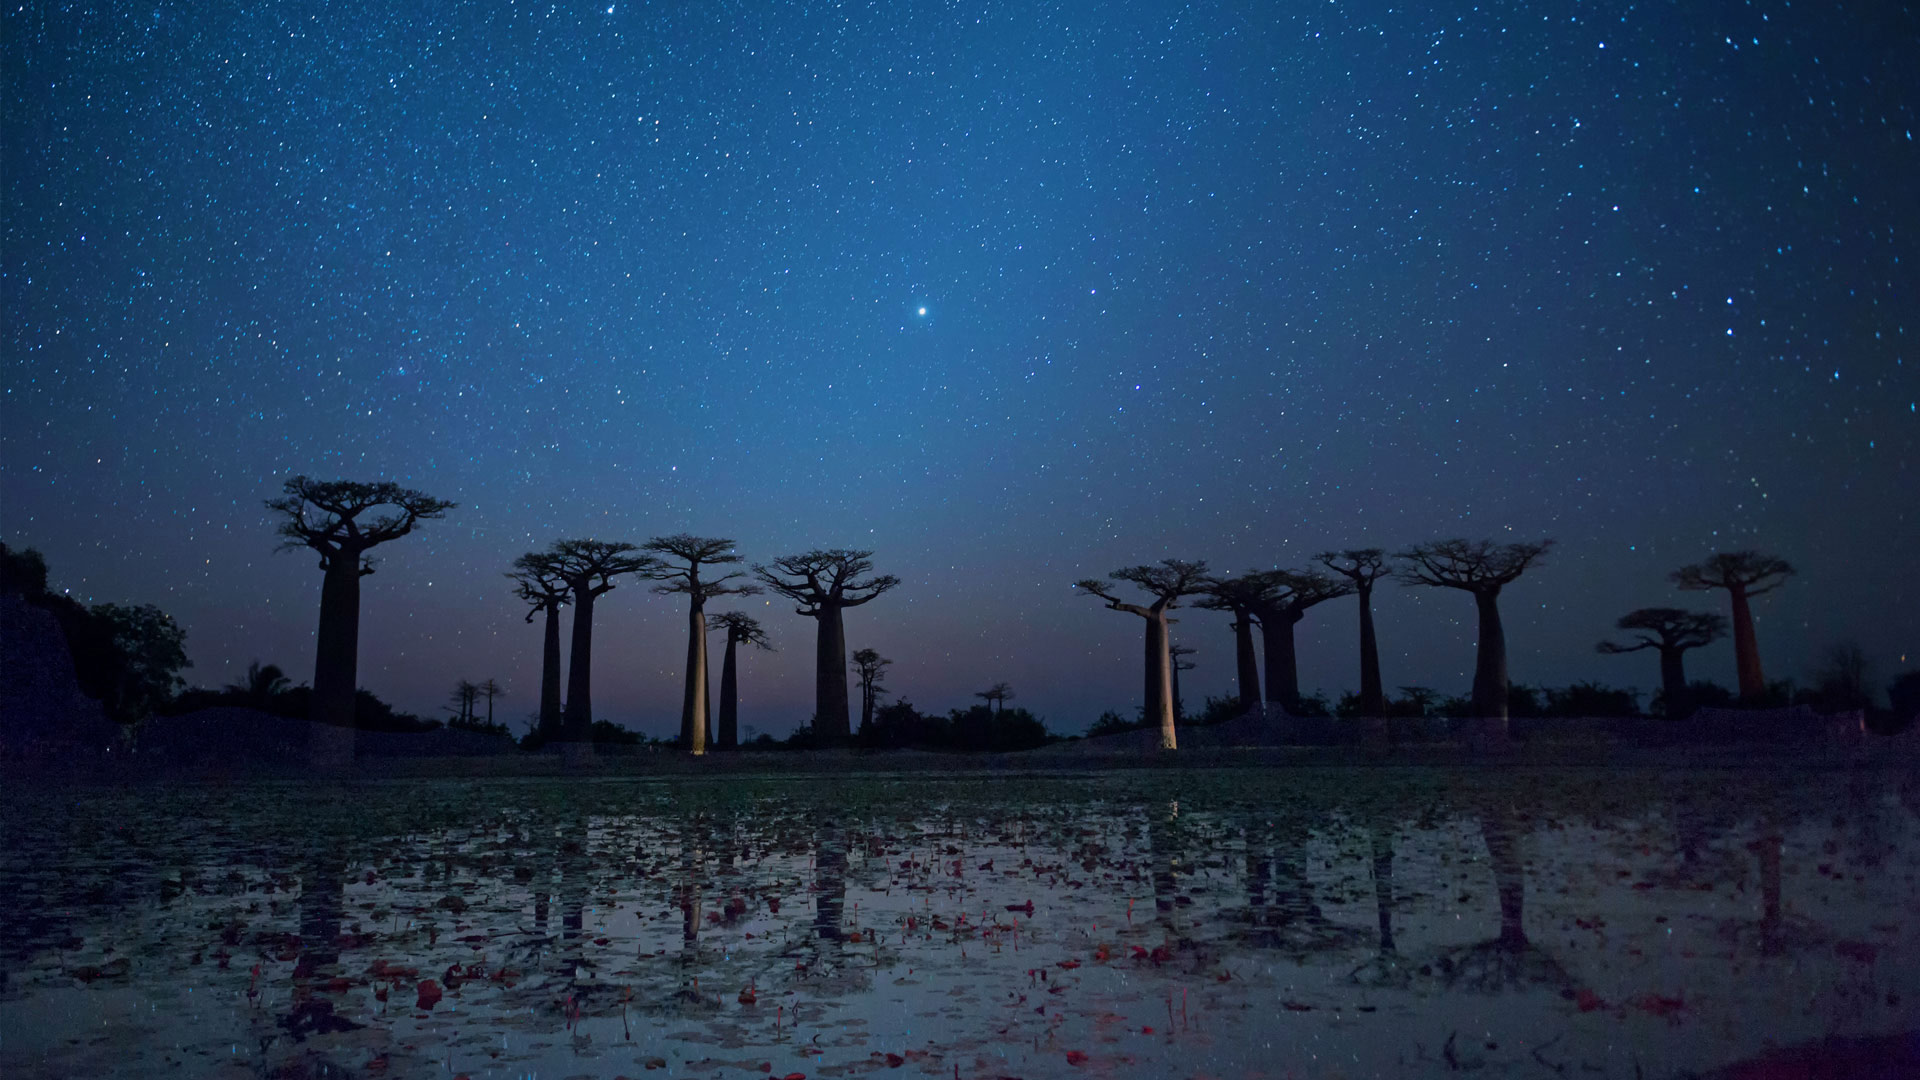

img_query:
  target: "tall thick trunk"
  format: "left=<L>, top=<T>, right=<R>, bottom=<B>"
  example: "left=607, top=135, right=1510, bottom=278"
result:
left=718, top=636, right=740, bottom=749
left=1470, top=589, right=1509, bottom=738
left=859, top=680, right=875, bottom=733
left=1357, top=583, right=1385, bottom=717
left=563, top=591, right=596, bottom=743
left=1232, top=618, right=1261, bottom=712
left=539, top=603, right=563, bottom=739
left=1259, top=613, right=1300, bottom=709
left=682, top=603, right=708, bottom=755
left=813, top=604, right=850, bottom=740
left=1170, top=653, right=1184, bottom=723
left=1146, top=614, right=1176, bottom=750
left=311, top=558, right=362, bottom=730
left=1659, top=646, right=1689, bottom=719
left=1728, top=585, right=1766, bottom=703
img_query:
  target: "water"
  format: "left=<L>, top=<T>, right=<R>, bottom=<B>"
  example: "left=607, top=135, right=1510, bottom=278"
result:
left=1, top=767, right=1915, bottom=1078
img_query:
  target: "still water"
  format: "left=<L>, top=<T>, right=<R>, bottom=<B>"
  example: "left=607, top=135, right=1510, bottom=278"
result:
left=1, top=767, right=1915, bottom=1079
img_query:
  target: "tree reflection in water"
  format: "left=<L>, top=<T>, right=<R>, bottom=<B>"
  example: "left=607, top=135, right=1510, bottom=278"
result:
left=1426, top=804, right=1572, bottom=994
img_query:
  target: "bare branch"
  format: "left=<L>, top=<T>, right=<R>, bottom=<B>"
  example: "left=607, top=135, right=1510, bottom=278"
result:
left=1394, top=538, right=1554, bottom=593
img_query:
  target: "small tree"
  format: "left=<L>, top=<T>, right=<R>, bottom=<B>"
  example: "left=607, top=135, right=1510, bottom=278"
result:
left=852, top=648, right=894, bottom=733
left=1671, top=552, right=1794, bottom=704
left=447, top=679, right=480, bottom=724
left=974, top=681, right=1014, bottom=716
left=1074, top=559, right=1211, bottom=751
left=508, top=553, right=571, bottom=742
left=1245, top=569, right=1353, bottom=711
left=1316, top=549, right=1392, bottom=717
left=1396, top=538, right=1555, bottom=739
left=265, top=478, right=455, bottom=749
left=753, top=550, right=900, bottom=742
left=709, top=611, right=772, bottom=750
left=225, top=660, right=292, bottom=706
left=538, top=539, right=660, bottom=744
left=1596, top=608, right=1727, bottom=719
left=476, top=678, right=505, bottom=727
left=644, top=535, right=760, bottom=755
left=89, top=602, right=191, bottom=724
left=1812, top=641, right=1871, bottom=710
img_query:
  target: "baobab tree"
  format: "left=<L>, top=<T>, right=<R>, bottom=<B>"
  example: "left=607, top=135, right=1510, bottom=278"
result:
left=754, top=550, right=900, bottom=741
left=1197, top=574, right=1269, bottom=711
left=644, top=535, right=760, bottom=755
left=266, top=477, right=454, bottom=761
left=975, top=682, right=1015, bottom=716
left=1073, top=559, right=1211, bottom=750
left=1396, top=538, right=1555, bottom=738
left=1246, top=569, right=1353, bottom=712
left=1316, top=549, right=1391, bottom=717
left=1671, top=551, right=1795, bottom=704
left=1596, top=608, right=1728, bottom=718
left=852, top=648, right=893, bottom=733
left=709, top=611, right=772, bottom=750
left=1169, top=644, right=1197, bottom=723
left=508, top=552, right=571, bottom=741
left=540, top=539, right=659, bottom=745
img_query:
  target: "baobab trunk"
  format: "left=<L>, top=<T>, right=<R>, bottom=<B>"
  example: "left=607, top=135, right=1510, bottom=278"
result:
left=1260, top=616, right=1301, bottom=711
left=1470, top=590, right=1510, bottom=741
left=1146, top=614, right=1176, bottom=750
left=813, top=605, right=850, bottom=740
left=718, top=635, right=740, bottom=749
left=1659, top=647, right=1689, bottom=719
left=309, top=558, right=362, bottom=766
left=1356, top=583, right=1385, bottom=717
left=563, top=592, right=597, bottom=750
left=539, top=604, right=564, bottom=740
left=1232, top=619, right=1262, bottom=712
left=1728, top=586, right=1766, bottom=703
left=682, top=605, right=709, bottom=755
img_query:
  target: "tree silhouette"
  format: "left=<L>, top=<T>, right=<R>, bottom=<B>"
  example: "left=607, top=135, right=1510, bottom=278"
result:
left=1596, top=608, right=1727, bottom=719
left=1074, top=559, right=1211, bottom=750
left=508, top=553, right=571, bottom=742
left=1245, top=569, right=1353, bottom=711
left=852, top=648, right=893, bottom=733
left=1316, top=549, right=1392, bottom=717
left=1169, top=644, right=1197, bottom=723
left=539, top=539, right=660, bottom=743
left=266, top=477, right=455, bottom=741
left=754, top=550, right=900, bottom=741
left=644, top=535, right=760, bottom=755
left=708, top=612, right=771, bottom=750
left=447, top=679, right=479, bottom=724
left=1197, top=574, right=1268, bottom=711
left=477, top=678, right=505, bottom=727
left=1396, top=538, right=1554, bottom=736
left=1671, top=552, right=1794, bottom=703
left=974, top=681, right=1014, bottom=716
left=225, top=660, right=292, bottom=706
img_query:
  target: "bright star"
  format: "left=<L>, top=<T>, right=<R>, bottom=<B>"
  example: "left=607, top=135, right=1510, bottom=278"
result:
left=917, top=306, right=927, bottom=316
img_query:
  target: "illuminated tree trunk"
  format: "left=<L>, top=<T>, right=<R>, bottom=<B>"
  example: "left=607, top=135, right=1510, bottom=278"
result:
left=1146, top=614, right=1176, bottom=750
left=718, top=635, right=740, bottom=749
left=1470, top=590, right=1509, bottom=738
left=682, top=604, right=709, bottom=755
left=1728, top=585, right=1765, bottom=703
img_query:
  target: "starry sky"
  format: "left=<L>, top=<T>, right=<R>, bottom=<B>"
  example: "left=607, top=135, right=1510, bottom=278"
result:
left=4, top=0, right=1916, bottom=737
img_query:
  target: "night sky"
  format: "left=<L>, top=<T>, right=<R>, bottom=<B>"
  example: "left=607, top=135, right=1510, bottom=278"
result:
left=4, top=1, right=1915, bottom=738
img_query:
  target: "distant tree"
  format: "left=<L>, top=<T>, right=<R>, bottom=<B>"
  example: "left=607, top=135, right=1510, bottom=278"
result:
left=1086, top=709, right=1140, bottom=738
left=224, top=660, right=293, bottom=706
left=1169, top=644, right=1197, bottom=722
left=709, top=611, right=772, bottom=750
left=538, top=539, right=660, bottom=743
left=1596, top=608, right=1728, bottom=718
left=1542, top=682, right=1641, bottom=718
left=476, top=678, right=505, bottom=727
left=945, top=703, right=1052, bottom=752
left=0, top=543, right=50, bottom=598
left=1074, top=559, right=1211, bottom=750
left=447, top=679, right=480, bottom=724
left=1196, top=574, right=1268, bottom=711
left=507, top=553, right=571, bottom=742
left=1396, top=538, right=1555, bottom=737
left=88, top=602, right=191, bottom=724
left=1245, top=569, right=1353, bottom=711
left=1812, top=640, right=1872, bottom=710
left=1316, top=549, right=1391, bottom=717
left=851, top=648, right=894, bottom=734
left=1651, top=680, right=1736, bottom=717
left=265, top=477, right=455, bottom=738
left=974, top=681, right=1015, bottom=716
left=1671, top=551, right=1794, bottom=704
left=645, top=535, right=760, bottom=755
left=1394, top=685, right=1439, bottom=718
left=754, top=550, right=900, bottom=742
left=862, top=698, right=946, bottom=748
